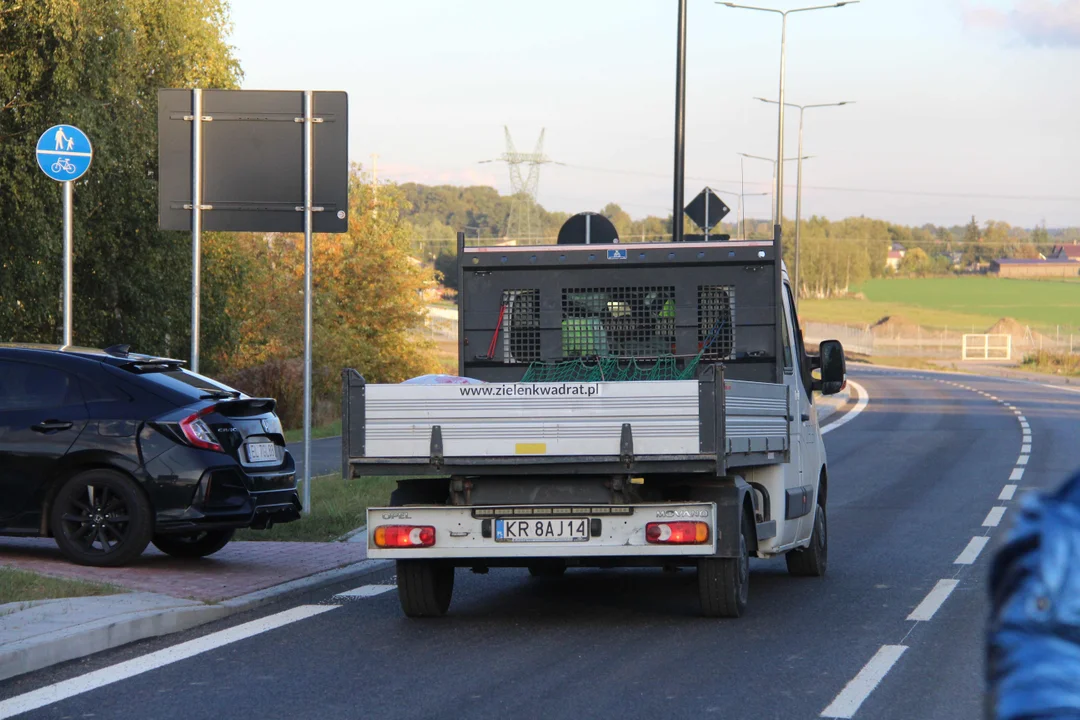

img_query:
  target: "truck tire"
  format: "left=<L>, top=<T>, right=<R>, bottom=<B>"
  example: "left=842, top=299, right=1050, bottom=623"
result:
left=397, top=559, right=454, bottom=617
left=698, top=511, right=751, bottom=618
left=786, top=504, right=827, bottom=577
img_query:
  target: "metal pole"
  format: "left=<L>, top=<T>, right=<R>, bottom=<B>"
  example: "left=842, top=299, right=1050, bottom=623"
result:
left=775, top=12, right=788, bottom=227
left=302, top=89, right=314, bottom=514
left=673, top=0, right=688, bottom=243
left=190, top=88, right=203, bottom=372
left=62, top=181, right=73, bottom=346
left=794, top=106, right=804, bottom=300
left=704, top=190, right=710, bottom=241
left=740, top=157, right=745, bottom=240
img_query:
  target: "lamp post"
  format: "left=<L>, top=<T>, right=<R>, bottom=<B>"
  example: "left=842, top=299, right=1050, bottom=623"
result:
left=756, top=98, right=853, bottom=297
left=738, top=152, right=812, bottom=228
left=719, top=2, right=858, bottom=231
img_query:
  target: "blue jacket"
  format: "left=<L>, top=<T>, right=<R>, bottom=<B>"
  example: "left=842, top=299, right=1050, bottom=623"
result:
left=988, top=471, right=1080, bottom=719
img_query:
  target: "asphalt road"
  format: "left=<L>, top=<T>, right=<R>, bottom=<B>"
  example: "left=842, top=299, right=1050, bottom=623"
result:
left=287, top=435, right=342, bottom=478
left=4, top=368, right=1079, bottom=720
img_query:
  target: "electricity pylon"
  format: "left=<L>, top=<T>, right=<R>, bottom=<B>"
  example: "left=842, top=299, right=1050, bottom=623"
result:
left=480, top=127, right=561, bottom=240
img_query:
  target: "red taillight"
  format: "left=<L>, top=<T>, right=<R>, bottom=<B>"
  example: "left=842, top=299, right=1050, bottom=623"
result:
left=646, top=521, right=710, bottom=545
left=373, top=525, right=436, bottom=548
left=179, top=405, right=223, bottom=452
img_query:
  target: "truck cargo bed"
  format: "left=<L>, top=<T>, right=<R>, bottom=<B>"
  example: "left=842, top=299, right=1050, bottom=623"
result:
left=342, top=365, right=789, bottom=477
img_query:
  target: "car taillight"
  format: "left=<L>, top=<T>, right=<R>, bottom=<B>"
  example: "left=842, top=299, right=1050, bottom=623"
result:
left=179, top=405, right=223, bottom=452
left=646, top=521, right=710, bottom=545
left=373, top=525, right=436, bottom=548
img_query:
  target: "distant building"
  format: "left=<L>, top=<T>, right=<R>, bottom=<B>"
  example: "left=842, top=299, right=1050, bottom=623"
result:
left=886, top=243, right=906, bottom=271
left=989, top=258, right=1080, bottom=278
left=1049, top=243, right=1080, bottom=262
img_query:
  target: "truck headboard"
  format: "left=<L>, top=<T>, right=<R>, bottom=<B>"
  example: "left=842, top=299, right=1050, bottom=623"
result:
left=457, top=239, right=783, bottom=384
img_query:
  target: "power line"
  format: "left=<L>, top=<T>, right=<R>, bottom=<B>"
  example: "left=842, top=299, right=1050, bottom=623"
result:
left=553, top=163, right=1080, bottom=203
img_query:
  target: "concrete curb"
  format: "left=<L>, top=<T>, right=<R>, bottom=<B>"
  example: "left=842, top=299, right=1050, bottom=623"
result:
left=0, top=558, right=393, bottom=683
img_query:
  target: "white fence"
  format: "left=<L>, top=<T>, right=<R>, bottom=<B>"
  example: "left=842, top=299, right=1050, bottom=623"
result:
left=962, top=334, right=1012, bottom=361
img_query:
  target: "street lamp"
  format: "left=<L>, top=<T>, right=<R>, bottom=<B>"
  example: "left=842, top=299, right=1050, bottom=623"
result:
left=719, top=2, right=858, bottom=231
left=756, top=98, right=853, bottom=297
left=738, top=152, right=813, bottom=228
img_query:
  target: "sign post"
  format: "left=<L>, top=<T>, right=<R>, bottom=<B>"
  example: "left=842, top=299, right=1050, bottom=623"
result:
left=36, top=125, right=93, bottom=346
left=158, top=90, right=348, bottom=515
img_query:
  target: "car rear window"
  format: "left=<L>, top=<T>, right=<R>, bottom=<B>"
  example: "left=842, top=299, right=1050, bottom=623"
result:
left=132, top=368, right=240, bottom=402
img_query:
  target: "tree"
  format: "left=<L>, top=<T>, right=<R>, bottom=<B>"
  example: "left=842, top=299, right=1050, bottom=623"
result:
left=899, top=247, right=932, bottom=276
left=0, top=0, right=241, bottom=354
left=207, top=171, right=440, bottom=392
left=601, top=203, right=633, bottom=239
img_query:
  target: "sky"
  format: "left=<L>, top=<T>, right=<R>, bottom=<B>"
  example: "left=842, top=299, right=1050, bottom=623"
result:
left=227, top=0, right=1080, bottom=229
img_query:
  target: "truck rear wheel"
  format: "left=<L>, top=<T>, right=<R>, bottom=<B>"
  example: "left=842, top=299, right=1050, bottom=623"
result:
left=397, top=559, right=454, bottom=617
left=698, top=512, right=751, bottom=618
left=786, top=504, right=827, bottom=577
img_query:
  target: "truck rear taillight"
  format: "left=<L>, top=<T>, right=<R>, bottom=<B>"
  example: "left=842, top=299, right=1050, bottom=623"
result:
left=179, top=405, right=223, bottom=452
left=374, top=525, right=436, bottom=548
left=646, top=521, right=709, bottom=545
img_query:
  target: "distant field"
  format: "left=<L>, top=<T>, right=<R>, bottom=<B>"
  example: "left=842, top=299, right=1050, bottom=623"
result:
left=799, top=277, right=1080, bottom=333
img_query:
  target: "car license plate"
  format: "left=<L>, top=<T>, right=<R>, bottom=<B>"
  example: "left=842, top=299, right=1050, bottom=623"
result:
left=495, top=518, right=589, bottom=543
left=245, top=441, right=278, bottom=463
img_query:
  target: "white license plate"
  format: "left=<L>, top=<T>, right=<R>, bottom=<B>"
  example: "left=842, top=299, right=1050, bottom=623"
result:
left=495, top=518, right=589, bottom=543
left=245, top=441, right=278, bottom=463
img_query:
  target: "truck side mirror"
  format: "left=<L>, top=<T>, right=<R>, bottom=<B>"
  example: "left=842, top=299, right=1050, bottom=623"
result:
left=814, top=340, right=846, bottom=395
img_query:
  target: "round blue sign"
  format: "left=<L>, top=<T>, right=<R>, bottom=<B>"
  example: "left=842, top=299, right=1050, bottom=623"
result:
left=36, top=125, right=93, bottom=182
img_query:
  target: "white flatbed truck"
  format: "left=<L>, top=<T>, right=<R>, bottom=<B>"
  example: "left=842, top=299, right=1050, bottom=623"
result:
left=341, top=231, right=847, bottom=618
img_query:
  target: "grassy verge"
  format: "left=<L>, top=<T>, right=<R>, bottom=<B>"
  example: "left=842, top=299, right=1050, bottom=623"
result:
left=0, top=567, right=124, bottom=605
left=234, top=474, right=398, bottom=542
left=1022, top=350, right=1080, bottom=377
left=283, top=419, right=341, bottom=444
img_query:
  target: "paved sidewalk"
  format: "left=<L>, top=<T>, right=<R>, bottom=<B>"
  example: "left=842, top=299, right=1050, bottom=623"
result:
left=0, top=538, right=388, bottom=682
left=0, top=538, right=368, bottom=603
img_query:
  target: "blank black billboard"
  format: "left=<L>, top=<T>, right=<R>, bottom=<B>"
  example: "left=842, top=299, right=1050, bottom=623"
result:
left=158, top=89, right=348, bottom=233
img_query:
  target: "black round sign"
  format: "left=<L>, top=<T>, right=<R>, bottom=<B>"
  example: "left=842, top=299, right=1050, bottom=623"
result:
left=556, top=212, right=619, bottom=245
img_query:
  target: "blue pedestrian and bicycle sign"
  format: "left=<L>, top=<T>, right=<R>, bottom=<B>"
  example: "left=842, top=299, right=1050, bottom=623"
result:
left=36, top=125, right=93, bottom=182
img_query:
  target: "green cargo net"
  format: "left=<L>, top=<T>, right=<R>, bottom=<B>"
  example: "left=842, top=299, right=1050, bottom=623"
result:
left=520, top=353, right=703, bottom=383
left=518, top=303, right=729, bottom=383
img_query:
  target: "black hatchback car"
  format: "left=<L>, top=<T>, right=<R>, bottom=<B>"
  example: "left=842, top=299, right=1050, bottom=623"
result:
left=0, top=344, right=300, bottom=566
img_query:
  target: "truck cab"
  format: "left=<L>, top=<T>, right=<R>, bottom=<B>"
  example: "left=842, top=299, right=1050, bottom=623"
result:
left=342, top=223, right=846, bottom=619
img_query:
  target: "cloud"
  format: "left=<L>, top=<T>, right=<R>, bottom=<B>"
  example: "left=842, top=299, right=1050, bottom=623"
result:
left=963, top=0, right=1080, bottom=47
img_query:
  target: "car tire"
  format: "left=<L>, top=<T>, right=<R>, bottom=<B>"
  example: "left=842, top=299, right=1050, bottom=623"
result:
left=786, top=504, right=828, bottom=577
left=698, top=511, right=752, bottom=618
left=527, top=562, right=567, bottom=578
left=397, top=559, right=454, bottom=618
left=50, top=469, right=154, bottom=567
left=152, top=529, right=235, bottom=559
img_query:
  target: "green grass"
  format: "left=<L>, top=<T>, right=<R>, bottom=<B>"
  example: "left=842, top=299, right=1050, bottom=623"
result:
left=0, top=567, right=124, bottom=605
left=234, top=474, right=397, bottom=542
left=852, top=356, right=958, bottom=372
left=283, top=419, right=341, bottom=444
left=799, top=277, right=1080, bottom=333
left=1021, top=350, right=1080, bottom=377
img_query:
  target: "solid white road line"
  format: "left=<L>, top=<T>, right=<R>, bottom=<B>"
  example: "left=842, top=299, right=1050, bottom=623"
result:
left=1017, top=455, right=1029, bottom=466
left=1010, top=468, right=1025, bottom=481
left=821, top=380, right=869, bottom=436
left=907, top=579, right=960, bottom=622
left=1021, top=444, right=1031, bottom=454
left=333, top=584, right=395, bottom=599
left=821, top=645, right=908, bottom=719
left=955, top=536, right=991, bottom=565
left=0, top=604, right=337, bottom=719
left=983, top=507, right=1007, bottom=527
left=999, top=484, right=1017, bottom=501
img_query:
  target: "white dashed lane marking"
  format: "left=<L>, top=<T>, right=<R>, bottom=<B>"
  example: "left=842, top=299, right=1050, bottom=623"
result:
left=333, top=584, right=396, bottom=599
left=821, top=645, right=908, bottom=719
left=983, top=507, right=1007, bottom=527
left=999, top=485, right=1017, bottom=501
left=907, top=579, right=960, bottom=622
left=1009, top=468, right=1025, bottom=481
left=955, top=536, right=990, bottom=565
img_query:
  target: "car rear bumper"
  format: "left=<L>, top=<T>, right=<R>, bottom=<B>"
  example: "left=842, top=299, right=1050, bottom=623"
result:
left=147, top=448, right=302, bottom=534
